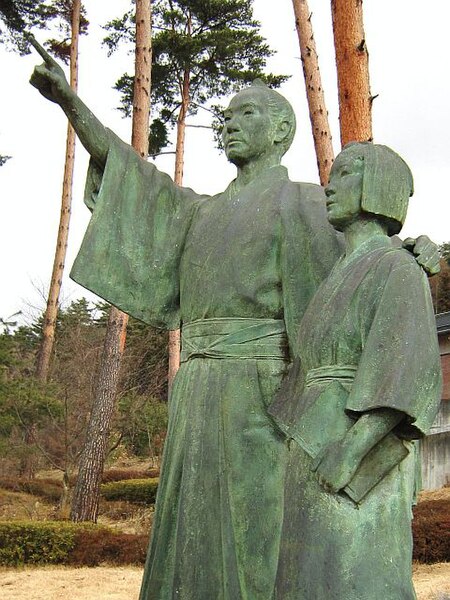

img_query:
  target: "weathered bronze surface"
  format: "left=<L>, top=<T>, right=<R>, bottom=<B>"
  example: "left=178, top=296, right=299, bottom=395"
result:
left=29, top=42, right=441, bottom=598
left=270, top=143, right=442, bottom=599
left=69, top=83, right=342, bottom=599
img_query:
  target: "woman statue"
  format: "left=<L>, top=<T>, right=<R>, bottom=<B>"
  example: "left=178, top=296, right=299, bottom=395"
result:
left=270, top=142, right=442, bottom=599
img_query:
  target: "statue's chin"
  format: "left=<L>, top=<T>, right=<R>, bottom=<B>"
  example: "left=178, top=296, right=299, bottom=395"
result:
left=226, top=152, right=246, bottom=167
left=326, top=213, right=346, bottom=232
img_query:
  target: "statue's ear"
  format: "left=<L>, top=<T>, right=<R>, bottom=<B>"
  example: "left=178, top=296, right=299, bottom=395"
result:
left=274, top=120, right=291, bottom=145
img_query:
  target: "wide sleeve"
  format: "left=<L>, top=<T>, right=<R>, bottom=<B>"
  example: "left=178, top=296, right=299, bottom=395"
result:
left=346, top=253, right=442, bottom=438
left=280, top=182, right=343, bottom=358
left=70, top=130, right=205, bottom=329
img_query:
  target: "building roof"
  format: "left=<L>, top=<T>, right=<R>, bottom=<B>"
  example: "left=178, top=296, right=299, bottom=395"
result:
left=436, top=311, right=450, bottom=334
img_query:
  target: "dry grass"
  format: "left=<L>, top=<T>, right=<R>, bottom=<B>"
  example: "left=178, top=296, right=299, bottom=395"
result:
left=419, top=486, right=450, bottom=503
left=97, top=501, right=154, bottom=535
left=0, top=564, right=448, bottom=600
left=0, top=489, right=154, bottom=535
left=413, top=562, right=450, bottom=599
left=0, top=489, right=55, bottom=521
left=0, top=566, right=143, bottom=600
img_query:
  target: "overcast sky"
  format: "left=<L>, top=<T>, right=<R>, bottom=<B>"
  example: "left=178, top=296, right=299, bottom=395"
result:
left=1, top=0, right=449, bottom=325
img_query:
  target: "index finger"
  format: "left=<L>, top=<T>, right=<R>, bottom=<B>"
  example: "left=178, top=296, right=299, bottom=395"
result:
left=25, top=32, right=56, bottom=66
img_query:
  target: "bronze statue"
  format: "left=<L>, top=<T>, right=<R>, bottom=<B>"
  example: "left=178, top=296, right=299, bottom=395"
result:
left=29, top=38, right=440, bottom=599
left=270, top=143, right=442, bottom=599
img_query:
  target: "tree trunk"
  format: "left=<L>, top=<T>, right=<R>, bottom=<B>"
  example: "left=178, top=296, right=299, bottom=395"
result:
left=132, top=0, right=152, bottom=155
left=19, top=423, right=38, bottom=480
left=168, top=327, right=181, bottom=390
left=70, top=308, right=128, bottom=521
left=174, top=69, right=190, bottom=185
left=58, top=470, right=72, bottom=518
left=331, top=0, right=373, bottom=146
left=35, top=0, right=81, bottom=382
left=292, top=0, right=334, bottom=185
left=168, top=46, right=191, bottom=389
left=70, top=0, right=152, bottom=523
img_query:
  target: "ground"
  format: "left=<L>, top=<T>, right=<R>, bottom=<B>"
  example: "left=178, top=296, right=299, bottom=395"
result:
left=0, top=563, right=449, bottom=599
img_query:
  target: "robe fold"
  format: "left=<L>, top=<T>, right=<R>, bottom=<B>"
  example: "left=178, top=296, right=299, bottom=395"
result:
left=70, top=130, right=342, bottom=599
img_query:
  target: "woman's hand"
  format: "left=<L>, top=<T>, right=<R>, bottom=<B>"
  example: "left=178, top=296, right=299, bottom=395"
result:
left=312, top=438, right=363, bottom=493
left=312, top=408, right=404, bottom=494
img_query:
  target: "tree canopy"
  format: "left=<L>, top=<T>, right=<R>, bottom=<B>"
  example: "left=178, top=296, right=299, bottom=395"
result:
left=103, top=0, right=288, bottom=155
left=0, top=0, right=88, bottom=59
left=429, top=242, right=450, bottom=314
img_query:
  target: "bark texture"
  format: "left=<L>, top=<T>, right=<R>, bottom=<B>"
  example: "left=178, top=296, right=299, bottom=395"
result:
left=292, top=0, right=334, bottom=185
left=70, top=308, right=128, bottom=521
left=35, top=0, right=81, bottom=382
left=331, top=0, right=373, bottom=146
left=70, top=0, right=152, bottom=523
left=173, top=69, right=190, bottom=185
left=132, top=0, right=152, bottom=156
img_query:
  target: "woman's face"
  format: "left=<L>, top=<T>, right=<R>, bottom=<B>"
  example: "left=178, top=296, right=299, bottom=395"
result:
left=325, top=152, right=364, bottom=230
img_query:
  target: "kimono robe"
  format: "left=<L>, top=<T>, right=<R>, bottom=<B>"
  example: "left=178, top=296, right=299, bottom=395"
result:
left=270, top=236, right=442, bottom=600
left=70, top=131, right=342, bottom=600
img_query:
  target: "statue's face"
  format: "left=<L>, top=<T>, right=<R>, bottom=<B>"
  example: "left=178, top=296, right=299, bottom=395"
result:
left=222, top=88, right=277, bottom=166
left=325, top=151, right=364, bottom=230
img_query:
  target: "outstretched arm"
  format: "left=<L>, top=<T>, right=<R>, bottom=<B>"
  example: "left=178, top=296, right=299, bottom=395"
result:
left=28, top=35, right=109, bottom=168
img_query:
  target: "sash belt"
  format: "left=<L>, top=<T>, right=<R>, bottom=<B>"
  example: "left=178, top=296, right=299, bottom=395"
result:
left=305, top=365, right=357, bottom=388
left=180, top=317, right=288, bottom=363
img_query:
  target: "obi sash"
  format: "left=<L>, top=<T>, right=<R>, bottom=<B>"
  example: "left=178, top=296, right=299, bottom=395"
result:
left=305, top=364, right=357, bottom=388
left=180, top=317, right=289, bottom=363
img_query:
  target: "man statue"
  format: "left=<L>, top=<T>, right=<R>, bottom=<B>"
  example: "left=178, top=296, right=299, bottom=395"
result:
left=29, top=42, right=437, bottom=599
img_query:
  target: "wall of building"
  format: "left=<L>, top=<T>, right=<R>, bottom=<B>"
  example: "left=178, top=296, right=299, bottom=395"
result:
left=441, top=352, right=450, bottom=401
left=420, top=328, right=450, bottom=489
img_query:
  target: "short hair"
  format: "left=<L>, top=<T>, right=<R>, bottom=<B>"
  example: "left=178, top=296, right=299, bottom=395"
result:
left=250, top=80, right=297, bottom=156
left=340, top=142, right=414, bottom=235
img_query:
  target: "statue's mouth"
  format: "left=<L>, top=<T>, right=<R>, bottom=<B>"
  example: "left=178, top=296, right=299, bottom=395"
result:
left=226, top=139, right=244, bottom=147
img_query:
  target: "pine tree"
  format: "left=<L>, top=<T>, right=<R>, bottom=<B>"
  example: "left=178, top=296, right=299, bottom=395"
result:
left=331, top=0, right=373, bottom=146
left=0, top=1, right=53, bottom=52
left=430, top=244, right=450, bottom=314
left=70, top=0, right=152, bottom=523
left=1, top=1, right=88, bottom=480
left=0, top=1, right=87, bottom=171
left=291, top=0, right=334, bottom=185
left=439, top=242, right=450, bottom=265
left=0, top=3, right=89, bottom=381
left=36, top=0, right=85, bottom=383
left=0, top=0, right=88, bottom=53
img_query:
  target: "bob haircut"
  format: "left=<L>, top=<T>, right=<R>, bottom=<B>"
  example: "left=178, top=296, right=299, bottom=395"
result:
left=341, top=142, right=414, bottom=235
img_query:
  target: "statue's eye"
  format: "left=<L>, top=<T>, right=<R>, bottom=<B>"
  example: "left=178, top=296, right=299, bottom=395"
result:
left=340, top=169, right=350, bottom=177
left=244, top=109, right=254, bottom=116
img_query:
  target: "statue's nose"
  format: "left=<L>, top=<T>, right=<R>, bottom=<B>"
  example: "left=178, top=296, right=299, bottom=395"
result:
left=226, top=117, right=240, bottom=133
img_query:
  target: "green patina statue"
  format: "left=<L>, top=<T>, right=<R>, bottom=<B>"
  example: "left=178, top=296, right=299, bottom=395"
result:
left=29, top=39, right=441, bottom=599
left=270, top=143, right=442, bottom=599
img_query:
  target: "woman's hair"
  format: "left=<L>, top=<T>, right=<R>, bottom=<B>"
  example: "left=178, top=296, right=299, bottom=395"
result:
left=341, top=142, right=414, bottom=235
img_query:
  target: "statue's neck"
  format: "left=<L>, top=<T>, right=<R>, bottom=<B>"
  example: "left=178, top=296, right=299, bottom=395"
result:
left=343, top=218, right=389, bottom=256
left=234, top=153, right=282, bottom=191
